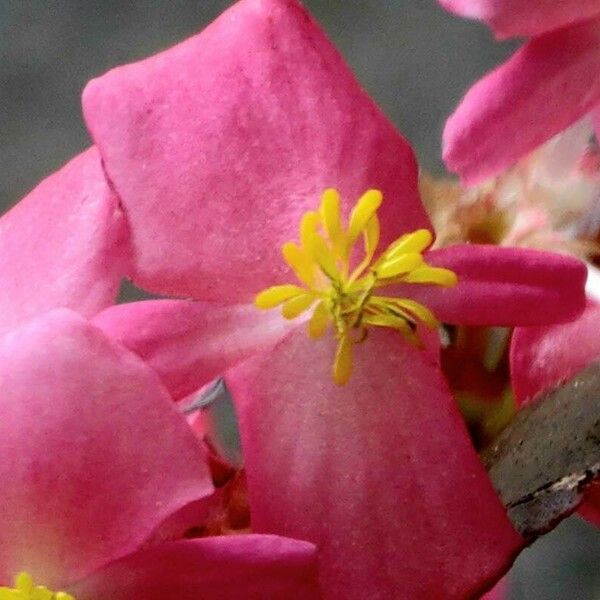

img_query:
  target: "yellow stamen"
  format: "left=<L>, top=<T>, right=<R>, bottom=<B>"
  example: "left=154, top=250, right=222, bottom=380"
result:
left=381, top=228, right=433, bottom=260
left=349, top=214, right=380, bottom=281
left=308, top=301, right=330, bottom=339
left=305, top=233, right=341, bottom=280
left=255, top=284, right=305, bottom=309
left=300, top=211, right=320, bottom=251
left=282, top=242, right=314, bottom=287
left=375, top=253, right=424, bottom=279
left=333, top=334, right=353, bottom=385
left=320, top=188, right=344, bottom=253
left=255, top=189, right=458, bottom=385
left=403, top=266, right=458, bottom=286
left=347, top=189, right=383, bottom=247
left=282, top=294, right=316, bottom=319
left=0, top=572, right=75, bottom=600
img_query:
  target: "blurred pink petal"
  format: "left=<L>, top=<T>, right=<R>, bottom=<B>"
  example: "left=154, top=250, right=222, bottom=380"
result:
left=0, top=309, right=212, bottom=587
left=444, top=20, right=600, bottom=185
left=228, top=327, right=523, bottom=599
left=93, top=299, right=291, bottom=400
left=399, top=245, right=587, bottom=326
left=82, top=0, right=428, bottom=302
left=0, top=147, right=130, bottom=335
left=579, top=483, right=600, bottom=526
left=510, top=302, right=600, bottom=525
left=482, top=578, right=507, bottom=600
left=511, top=300, right=600, bottom=404
left=71, top=536, right=320, bottom=600
left=438, top=0, right=600, bottom=39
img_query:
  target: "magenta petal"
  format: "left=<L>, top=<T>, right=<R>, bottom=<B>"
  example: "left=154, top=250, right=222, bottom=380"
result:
left=400, top=245, right=587, bottom=326
left=0, top=148, right=130, bottom=335
left=70, top=536, right=319, bottom=600
left=438, top=0, right=600, bottom=39
left=93, top=300, right=291, bottom=400
left=444, top=20, right=600, bottom=185
left=0, top=309, right=213, bottom=587
left=510, top=301, right=600, bottom=404
left=482, top=579, right=507, bottom=600
left=82, top=0, right=428, bottom=302
left=228, top=327, right=523, bottom=599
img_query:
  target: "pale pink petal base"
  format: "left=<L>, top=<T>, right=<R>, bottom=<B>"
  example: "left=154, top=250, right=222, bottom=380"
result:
left=70, top=536, right=320, bottom=600
left=228, top=327, right=523, bottom=599
left=0, top=310, right=212, bottom=588
left=83, top=0, right=428, bottom=302
left=93, top=300, right=292, bottom=400
left=444, top=20, right=600, bottom=185
left=0, top=147, right=130, bottom=335
left=400, top=245, right=587, bottom=326
left=439, top=0, right=600, bottom=39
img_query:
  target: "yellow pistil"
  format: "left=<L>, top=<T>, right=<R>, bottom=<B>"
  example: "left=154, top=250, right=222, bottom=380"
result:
left=0, top=572, right=75, bottom=600
left=255, top=189, right=458, bottom=385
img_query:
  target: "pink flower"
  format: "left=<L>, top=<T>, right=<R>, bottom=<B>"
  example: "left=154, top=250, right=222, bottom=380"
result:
left=75, top=0, right=590, bottom=597
left=0, top=309, right=318, bottom=599
left=439, top=0, right=600, bottom=185
left=0, top=100, right=318, bottom=599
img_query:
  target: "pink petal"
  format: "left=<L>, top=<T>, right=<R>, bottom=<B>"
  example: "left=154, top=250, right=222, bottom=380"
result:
left=482, top=578, right=507, bottom=600
left=0, top=309, right=213, bottom=588
left=0, top=147, right=130, bottom=335
left=510, top=300, right=600, bottom=404
left=82, top=0, right=428, bottom=302
left=93, top=300, right=292, bottom=400
left=400, top=245, right=586, bottom=326
left=579, top=483, right=600, bottom=527
left=439, top=0, right=600, bottom=39
left=70, top=536, right=319, bottom=600
left=443, top=20, right=600, bottom=185
left=227, top=327, right=523, bottom=599
left=510, top=301, right=600, bottom=526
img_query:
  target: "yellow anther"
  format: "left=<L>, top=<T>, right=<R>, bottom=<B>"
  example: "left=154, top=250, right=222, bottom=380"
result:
left=363, top=215, right=380, bottom=260
left=350, top=215, right=380, bottom=281
left=383, top=229, right=433, bottom=260
left=347, top=189, right=383, bottom=245
left=0, top=572, right=75, bottom=600
left=255, top=189, right=458, bottom=385
left=300, top=211, right=320, bottom=251
left=376, top=253, right=424, bottom=279
left=255, top=284, right=305, bottom=309
left=305, top=233, right=341, bottom=280
left=282, top=242, right=314, bottom=287
left=403, top=267, right=458, bottom=286
left=320, top=189, right=343, bottom=249
left=282, top=294, right=316, bottom=319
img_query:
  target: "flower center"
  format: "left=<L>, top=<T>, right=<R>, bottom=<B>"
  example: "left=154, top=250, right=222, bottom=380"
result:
left=0, top=572, right=75, bottom=600
left=255, top=189, right=457, bottom=385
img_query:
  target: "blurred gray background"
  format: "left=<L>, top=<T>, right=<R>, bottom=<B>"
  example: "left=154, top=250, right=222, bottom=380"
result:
left=1, top=1, right=599, bottom=597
